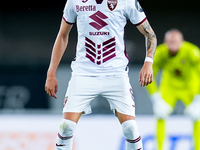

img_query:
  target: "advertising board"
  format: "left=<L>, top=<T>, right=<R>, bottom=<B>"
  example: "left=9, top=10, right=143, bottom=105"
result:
left=0, top=115, right=193, bottom=150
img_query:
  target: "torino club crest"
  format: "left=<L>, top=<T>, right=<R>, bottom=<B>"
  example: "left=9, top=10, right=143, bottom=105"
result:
left=107, top=0, right=118, bottom=11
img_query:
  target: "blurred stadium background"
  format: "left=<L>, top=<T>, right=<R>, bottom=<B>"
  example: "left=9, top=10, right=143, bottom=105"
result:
left=0, top=0, right=200, bottom=149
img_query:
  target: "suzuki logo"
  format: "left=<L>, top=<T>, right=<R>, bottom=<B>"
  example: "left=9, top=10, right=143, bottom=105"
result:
left=89, top=11, right=108, bottom=30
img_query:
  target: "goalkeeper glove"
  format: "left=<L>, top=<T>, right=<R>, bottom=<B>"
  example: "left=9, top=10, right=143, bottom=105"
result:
left=150, top=92, right=173, bottom=119
left=185, top=94, right=200, bottom=121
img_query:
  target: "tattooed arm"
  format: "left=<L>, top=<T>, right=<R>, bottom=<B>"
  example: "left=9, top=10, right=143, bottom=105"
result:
left=137, top=19, right=157, bottom=59
left=136, top=19, right=157, bottom=86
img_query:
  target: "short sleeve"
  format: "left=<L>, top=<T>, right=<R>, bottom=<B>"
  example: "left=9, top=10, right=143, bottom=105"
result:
left=63, top=0, right=77, bottom=24
left=125, top=0, right=146, bottom=26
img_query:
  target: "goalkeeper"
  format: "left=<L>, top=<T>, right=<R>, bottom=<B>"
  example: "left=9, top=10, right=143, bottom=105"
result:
left=146, top=29, right=200, bottom=150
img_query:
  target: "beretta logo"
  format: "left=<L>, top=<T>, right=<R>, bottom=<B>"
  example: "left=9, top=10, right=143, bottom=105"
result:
left=107, top=0, right=118, bottom=11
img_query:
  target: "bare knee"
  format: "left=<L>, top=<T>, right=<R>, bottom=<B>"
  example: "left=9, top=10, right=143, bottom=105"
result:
left=63, top=112, right=82, bottom=123
left=115, top=110, right=135, bottom=124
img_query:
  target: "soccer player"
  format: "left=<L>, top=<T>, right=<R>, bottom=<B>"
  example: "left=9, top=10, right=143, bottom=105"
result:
left=45, top=0, right=157, bottom=149
left=146, top=29, right=200, bottom=150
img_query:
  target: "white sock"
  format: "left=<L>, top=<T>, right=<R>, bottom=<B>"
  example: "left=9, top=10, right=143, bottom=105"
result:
left=55, top=119, right=76, bottom=150
left=122, top=120, right=143, bottom=150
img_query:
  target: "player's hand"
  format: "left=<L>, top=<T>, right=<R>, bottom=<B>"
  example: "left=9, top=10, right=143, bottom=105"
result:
left=45, top=74, right=58, bottom=99
left=139, top=61, right=153, bottom=87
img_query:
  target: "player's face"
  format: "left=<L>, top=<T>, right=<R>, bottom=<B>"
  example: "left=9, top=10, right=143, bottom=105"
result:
left=165, top=32, right=183, bottom=55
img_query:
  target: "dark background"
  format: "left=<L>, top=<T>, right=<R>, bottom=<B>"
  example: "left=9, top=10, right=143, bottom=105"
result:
left=1, top=0, right=200, bottom=65
left=0, top=0, right=200, bottom=110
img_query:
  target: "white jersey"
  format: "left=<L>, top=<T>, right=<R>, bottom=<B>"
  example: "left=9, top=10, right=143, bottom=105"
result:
left=63, top=0, right=146, bottom=75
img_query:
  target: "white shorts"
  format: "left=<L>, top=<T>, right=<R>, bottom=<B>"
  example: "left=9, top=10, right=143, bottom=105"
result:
left=63, top=74, right=135, bottom=117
